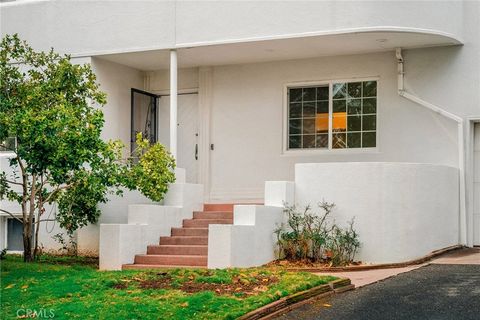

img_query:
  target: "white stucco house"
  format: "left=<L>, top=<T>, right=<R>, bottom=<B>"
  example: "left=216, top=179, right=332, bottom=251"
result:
left=0, top=0, right=479, bottom=270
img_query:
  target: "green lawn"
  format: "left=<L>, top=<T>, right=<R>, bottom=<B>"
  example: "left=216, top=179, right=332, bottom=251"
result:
left=0, top=255, right=336, bottom=320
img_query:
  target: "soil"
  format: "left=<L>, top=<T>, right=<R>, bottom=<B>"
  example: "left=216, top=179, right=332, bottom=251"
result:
left=265, top=259, right=362, bottom=269
left=115, top=272, right=279, bottom=296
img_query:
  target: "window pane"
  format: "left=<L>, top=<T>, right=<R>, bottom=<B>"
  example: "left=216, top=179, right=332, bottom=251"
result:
left=333, top=83, right=346, bottom=99
left=347, top=82, right=362, bottom=98
left=316, top=114, right=329, bottom=133
left=287, top=81, right=376, bottom=151
left=363, top=81, right=377, bottom=97
left=289, top=88, right=302, bottom=102
left=289, top=119, right=301, bottom=135
left=347, top=98, right=361, bottom=115
left=362, top=132, right=376, bottom=148
left=362, top=115, right=376, bottom=131
left=363, top=98, right=376, bottom=114
left=289, top=102, right=302, bottom=118
left=347, top=132, right=361, bottom=148
left=317, top=101, right=328, bottom=114
left=317, top=86, right=329, bottom=100
left=347, top=115, right=361, bottom=131
left=303, top=118, right=315, bottom=134
left=303, top=135, right=316, bottom=148
left=333, top=99, right=346, bottom=113
left=303, top=87, right=316, bottom=102
left=332, top=113, right=346, bottom=132
left=303, top=102, right=316, bottom=117
left=289, top=135, right=301, bottom=149
left=332, top=133, right=347, bottom=149
left=316, top=134, right=328, bottom=148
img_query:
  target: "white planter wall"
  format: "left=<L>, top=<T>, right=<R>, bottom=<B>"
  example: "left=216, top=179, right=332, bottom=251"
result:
left=208, top=205, right=284, bottom=269
left=295, top=162, right=459, bottom=263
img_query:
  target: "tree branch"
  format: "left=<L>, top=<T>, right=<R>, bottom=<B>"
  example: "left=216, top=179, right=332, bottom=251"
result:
left=43, top=184, right=72, bottom=204
left=4, top=179, right=23, bottom=186
left=0, top=208, right=23, bottom=223
left=34, top=219, right=56, bottom=224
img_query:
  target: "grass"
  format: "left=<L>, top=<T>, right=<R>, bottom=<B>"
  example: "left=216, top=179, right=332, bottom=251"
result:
left=0, top=255, right=336, bottom=319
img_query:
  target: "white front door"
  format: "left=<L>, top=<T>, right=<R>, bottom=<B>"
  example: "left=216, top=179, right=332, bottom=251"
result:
left=158, top=94, right=199, bottom=183
left=474, top=123, right=480, bottom=245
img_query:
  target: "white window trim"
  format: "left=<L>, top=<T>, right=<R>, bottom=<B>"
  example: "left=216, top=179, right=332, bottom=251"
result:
left=282, top=77, right=380, bottom=155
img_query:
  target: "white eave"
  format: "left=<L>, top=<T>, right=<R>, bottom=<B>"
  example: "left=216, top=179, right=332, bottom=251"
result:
left=94, top=27, right=463, bottom=71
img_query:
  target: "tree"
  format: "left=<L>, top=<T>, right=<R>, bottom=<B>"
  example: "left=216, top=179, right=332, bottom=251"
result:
left=0, top=34, right=146, bottom=261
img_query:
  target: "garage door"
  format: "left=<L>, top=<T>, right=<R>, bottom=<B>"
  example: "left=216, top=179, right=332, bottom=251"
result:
left=474, top=123, right=480, bottom=245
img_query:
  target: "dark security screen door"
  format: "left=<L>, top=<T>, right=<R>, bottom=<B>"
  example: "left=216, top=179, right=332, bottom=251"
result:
left=131, top=89, right=159, bottom=152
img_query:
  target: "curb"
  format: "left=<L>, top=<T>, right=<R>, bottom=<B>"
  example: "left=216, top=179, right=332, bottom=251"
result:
left=238, top=278, right=354, bottom=320
left=283, top=245, right=463, bottom=273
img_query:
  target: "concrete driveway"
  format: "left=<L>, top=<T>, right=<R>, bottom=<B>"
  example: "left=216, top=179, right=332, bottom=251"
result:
left=275, top=248, right=480, bottom=320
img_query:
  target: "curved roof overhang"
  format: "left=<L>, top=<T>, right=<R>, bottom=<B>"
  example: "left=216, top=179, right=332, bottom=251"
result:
left=96, top=27, right=463, bottom=71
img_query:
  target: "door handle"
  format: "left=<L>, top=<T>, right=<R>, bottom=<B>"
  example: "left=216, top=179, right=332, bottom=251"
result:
left=195, top=143, right=198, bottom=160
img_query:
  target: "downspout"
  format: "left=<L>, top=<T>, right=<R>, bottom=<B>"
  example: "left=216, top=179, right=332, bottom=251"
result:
left=396, top=48, right=467, bottom=246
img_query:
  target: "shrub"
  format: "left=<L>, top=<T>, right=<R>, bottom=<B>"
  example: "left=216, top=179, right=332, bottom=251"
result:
left=52, top=232, right=78, bottom=256
left=274, top=202, right=360, bottom=266
left=124, top=133, right=176, bottom=202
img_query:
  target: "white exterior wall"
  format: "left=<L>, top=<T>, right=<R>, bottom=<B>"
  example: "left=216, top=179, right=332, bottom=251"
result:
left=90, top=57, right=144, bottom=146
left=146, top=68, right=199, bottom=93
left=208, top=51, right=459, bottom=199
left=295, top=162, right=459, bottom=263
left=0, top=1, right=464, bottom=54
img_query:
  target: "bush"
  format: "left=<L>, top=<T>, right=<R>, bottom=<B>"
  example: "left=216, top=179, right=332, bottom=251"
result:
left=124, top=133, right=176, bottom=202
left=52, top=233, right=78, bottom=256
left=274, top=202, right=360, bottom=266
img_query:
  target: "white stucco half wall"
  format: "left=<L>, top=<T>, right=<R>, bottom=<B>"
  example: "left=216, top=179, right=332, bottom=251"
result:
left=208, top=205, right=284, bottom=269
left=295, top=162, right=460, bottom=263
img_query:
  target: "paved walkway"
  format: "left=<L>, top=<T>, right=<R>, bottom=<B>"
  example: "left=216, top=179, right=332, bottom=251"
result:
left=275, top=247, right=480, bottom=320
left=316, top=247, right=480, bottom=288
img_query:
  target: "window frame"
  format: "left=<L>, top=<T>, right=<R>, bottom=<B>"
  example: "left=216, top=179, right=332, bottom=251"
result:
left=282, top=77, right=380, bottom=155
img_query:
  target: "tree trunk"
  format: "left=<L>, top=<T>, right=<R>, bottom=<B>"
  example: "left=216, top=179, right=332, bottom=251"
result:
left=33, top=201, right=43, bottom=260
left=23, top=217, right=33, bottom=262
left=23, top=173, right=36, bottom=262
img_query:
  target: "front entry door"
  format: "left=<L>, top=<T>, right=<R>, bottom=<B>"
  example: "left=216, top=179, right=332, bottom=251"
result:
left=158, top=94, right=199, bottom=183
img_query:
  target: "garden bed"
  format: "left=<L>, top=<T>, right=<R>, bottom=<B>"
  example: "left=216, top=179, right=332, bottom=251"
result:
left=1, top=255, right=337, bottom=319
left=266, top=259, right=362, bottom=269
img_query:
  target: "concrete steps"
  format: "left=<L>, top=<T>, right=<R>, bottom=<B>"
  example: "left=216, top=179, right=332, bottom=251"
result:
left=123, top=205, right=234, bottom=269
left=183, top=218, right=232, bottom=228
left=122, top=264, right=207, bottom=270
left=171, top=227, right=208, bottom=236
left=147, top=244, right=208, bottom=255
left=159, top=236, right=208, bottom=245
left=134, top=254, right=207, bottom=266
left=193, top=211, right=233, bottom=219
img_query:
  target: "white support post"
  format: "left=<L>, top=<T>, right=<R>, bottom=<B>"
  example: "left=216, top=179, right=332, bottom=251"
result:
left=170, top=49, right=178, bottom=159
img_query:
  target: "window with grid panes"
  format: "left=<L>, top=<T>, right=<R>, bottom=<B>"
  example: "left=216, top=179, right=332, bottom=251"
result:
left=287, top=80, right=376, bottom=150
